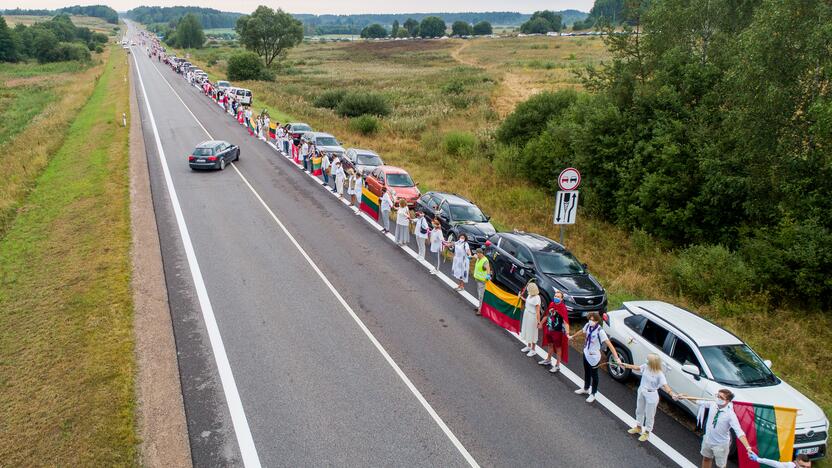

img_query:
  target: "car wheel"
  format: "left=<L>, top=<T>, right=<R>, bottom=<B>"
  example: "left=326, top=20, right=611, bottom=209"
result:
left=235, top=150, right=240, bottom=161
left=219, top=158, right=226, bottom=170
left=607, top=344, right=632, bottom=382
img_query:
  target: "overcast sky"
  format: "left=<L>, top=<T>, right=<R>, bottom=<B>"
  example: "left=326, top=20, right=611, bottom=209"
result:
left=6, top=0, right=595, bottom=15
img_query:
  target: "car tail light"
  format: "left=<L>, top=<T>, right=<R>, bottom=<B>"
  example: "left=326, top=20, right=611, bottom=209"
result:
left=207, top=156, right=217, bottom=161
left=188, top=155, right=195, bottom=161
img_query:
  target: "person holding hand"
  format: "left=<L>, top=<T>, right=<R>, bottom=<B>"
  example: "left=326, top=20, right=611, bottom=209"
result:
left=676, top=389, right=754, bottom=468
left=569, top=311, right=621, bottom=403
left=618, top=353, right=678, bottom=442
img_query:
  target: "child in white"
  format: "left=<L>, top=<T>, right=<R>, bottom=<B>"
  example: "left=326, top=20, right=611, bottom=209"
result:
left=620, top=353, right=678, bottom=441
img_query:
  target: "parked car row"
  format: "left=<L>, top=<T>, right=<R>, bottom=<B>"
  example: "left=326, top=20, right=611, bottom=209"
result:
left=164, top=56, right=253, bottom=105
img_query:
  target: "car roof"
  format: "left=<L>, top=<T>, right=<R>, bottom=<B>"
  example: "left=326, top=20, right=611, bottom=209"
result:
left=622, top=301, right=743, bottom=347
left=378, top=165, right=409, bottom=175
left=425, top=191, right=474, bottom=206
left=308, top=132, right=336, bottom=139
left=351, top=148, right=378, bottom=156
left=197, top=140, right=226, bottom=148
left=288, top=122, right=310, bottom=127
left=499, top=231, right=564, bottom=252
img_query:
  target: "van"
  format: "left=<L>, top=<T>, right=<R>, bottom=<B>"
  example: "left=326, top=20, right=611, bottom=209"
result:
left=233, top=88, right=252, bottom=105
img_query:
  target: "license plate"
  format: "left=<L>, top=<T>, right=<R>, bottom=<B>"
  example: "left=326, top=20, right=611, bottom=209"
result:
left=197, top=159, right=205, bottom=163
left=797, top=446, right=819, bottom=455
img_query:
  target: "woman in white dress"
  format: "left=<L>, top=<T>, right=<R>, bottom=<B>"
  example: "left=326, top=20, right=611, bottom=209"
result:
left=353, top=172, right=364, bottom=215
left=519, top=282, right=541, bottom=356
left=429, top=219, right=444, bottom=274
left=451, top=234, right=472, bottom=290
left=333, top=160, right=345, bottom=199
left=394, top=199, right=411, bottom=245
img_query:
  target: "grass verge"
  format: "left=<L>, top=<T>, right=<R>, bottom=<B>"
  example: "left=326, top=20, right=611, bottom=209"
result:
left=0, top=47, right=136, bottom=464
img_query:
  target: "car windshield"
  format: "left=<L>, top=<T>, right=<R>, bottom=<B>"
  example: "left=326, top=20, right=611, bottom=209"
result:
left=293, top=124, right=312, bottom=131
left=449, top=204, right=487, bottom=222
left=193, top=147, right=213, bottom=156
left=386, top=173, right=414, bottom=187
left=316, top=137, right=339, bottom=146
left=700, top=345, right=779, bottom=387
left=217, top=81, right=229, bottom=87
left=532, top=250, right=585, bottom=275
left=356, top=153, right=382, bottom=165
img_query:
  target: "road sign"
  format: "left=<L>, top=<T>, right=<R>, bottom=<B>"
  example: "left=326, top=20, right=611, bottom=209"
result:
left=554, top=191, right=579, bottom=225
left=558, top=168, right=581, bottom=191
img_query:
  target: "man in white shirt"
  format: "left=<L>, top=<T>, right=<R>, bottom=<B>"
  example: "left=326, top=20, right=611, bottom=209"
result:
left=680, top=389, right=753, bottom=468
left=750, top=453, right=811, bottom=468
left=379, top=187, right=394, bottom=233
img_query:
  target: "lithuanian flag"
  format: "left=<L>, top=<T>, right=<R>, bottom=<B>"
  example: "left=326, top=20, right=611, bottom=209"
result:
left=312, top=155, right=323, bottom=176
left=734, top=402, right=798, bottom=468
left=246, top=116, right=256, bottom=135
left=268, top=122, right=277, bottom=139
left=359, top=187, right=379, bottom=221
left=481, top=280, right=522, bottom=333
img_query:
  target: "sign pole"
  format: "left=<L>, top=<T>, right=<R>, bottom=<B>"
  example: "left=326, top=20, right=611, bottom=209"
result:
left=555, top=168, right=581, bottom=246
left=560, top=225, right=564, bottom=245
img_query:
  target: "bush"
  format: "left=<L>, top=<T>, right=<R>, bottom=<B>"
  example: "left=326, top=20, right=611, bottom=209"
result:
left=336, top=92, right=391, bottom=117
left=671, top=245, right=756, bottom=302
left=226, top=51, right=270, bottom=81
left=349, top=115, right=380, bottom=135
left=443, top=131, right=476, bottom=157
left=94, top=45, right=103, bottom=53
left=442, top=79, right=465, bottom=95
left=314, top=89, right=346, bottom=109
left=496, top=90, right=578, bottom=147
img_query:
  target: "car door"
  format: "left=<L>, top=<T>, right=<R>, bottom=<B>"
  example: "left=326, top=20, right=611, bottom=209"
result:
left=620, top=315, right=671, bottom=372
left=417, top=194, right=435, bottom=219
left=366, top=169, right=381, bottom=196
left=437, top=200, right=452, bottom=232
left=216, top=143, right=228, bottom=162
left=493, top=238, right=527, bottom=293
left=665, top=334, right=709, bottom=414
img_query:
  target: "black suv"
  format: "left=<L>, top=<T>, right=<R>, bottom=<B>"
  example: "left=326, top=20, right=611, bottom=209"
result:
left=485, top=231, right=607, bottom=318
left=416, top=192, right=496, bottom=249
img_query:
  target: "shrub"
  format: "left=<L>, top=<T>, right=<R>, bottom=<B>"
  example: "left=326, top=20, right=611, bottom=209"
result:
left=94, top=45, right=103, bottom=53
left=336, top=92, right=391, bottom=117
left=442, top=79, right=465, bottom=95
left=349, top=115, right=380, bottom=135
left=443, top=131, right=476, bottom=156
left=670, top=244, right=756, bottom=302
left=226, top=51, right=269, bottom=81
left=314, top=89, right=346, bottom=109
left=496, top=90, right=578, bottom=147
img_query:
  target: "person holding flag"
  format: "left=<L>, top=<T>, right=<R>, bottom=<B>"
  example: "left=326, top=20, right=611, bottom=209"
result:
left=676, top=389, right=754, bottom=468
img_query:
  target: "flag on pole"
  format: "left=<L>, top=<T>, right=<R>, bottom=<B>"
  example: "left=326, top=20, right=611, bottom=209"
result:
left=481, top=280, right=522, bottom=333
left=312, top=155, right=323, bottom=176
left=734, top=402, right=798, bottom=468
left=359, top=187, right=380, bottom=221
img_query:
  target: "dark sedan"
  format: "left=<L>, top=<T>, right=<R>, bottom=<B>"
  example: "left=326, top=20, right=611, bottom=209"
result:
left=485, top=231, right=607, bottom=318
left=188, top=140, right=240, bottom=170
left=416, top=192, right=496, bottom=248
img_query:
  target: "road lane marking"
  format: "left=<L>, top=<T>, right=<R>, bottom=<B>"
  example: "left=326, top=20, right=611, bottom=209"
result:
left=141, top=53, right=479, bottom=467
left=131, top=51, right=262, bottom=468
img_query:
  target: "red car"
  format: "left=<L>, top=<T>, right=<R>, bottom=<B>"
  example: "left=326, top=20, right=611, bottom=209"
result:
left=365, top=165, right=420, bottom=207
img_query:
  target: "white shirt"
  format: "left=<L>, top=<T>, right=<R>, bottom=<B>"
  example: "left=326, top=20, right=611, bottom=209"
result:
left=321, top=155, right=330, bottom=171
left=429, top=229, right=444, bottom=252
left=301, top=143, right=309, bottom=156
left=414, top=217, right=429, bottom=239
left=582, top=322, right=608, bottom=366
left=637, top=365, right=667, bottom=401
left=754, top=459, right=795, bottom=468
left=380, top=192, right=394, bottom=211
left=524, top=295, right=541, bottom=316
left=699, top=401, right=746, bottom=446
left=396, top=207, right=410, bottom=225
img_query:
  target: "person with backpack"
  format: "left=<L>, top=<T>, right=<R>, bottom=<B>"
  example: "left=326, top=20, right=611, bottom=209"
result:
left=538, top=290, right=569, bottom=372
left=413, top=211, right=429, bottom=256
left=569, top=311, right=622, bottom=403
left=428, top=219, right=444, bottom=274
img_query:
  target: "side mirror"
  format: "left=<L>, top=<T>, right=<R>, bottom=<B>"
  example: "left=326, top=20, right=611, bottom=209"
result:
left=582, top=263, right=588, bottom=270
left=763, top=359, right=772, bottom=368
left=682, top=364, right=701, bottom=379
left=485, top=215, right=491, bottom=221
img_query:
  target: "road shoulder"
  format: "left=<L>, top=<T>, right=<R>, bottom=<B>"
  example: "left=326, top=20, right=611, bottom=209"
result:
left=129, top=55, right=193, bottom=468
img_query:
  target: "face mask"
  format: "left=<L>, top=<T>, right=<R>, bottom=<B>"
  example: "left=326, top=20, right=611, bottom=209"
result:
left=553, top=297, right=562, bottom=304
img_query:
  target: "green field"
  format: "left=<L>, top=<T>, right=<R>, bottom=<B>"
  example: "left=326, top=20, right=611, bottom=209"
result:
left=2, top=14, right=119, bottom=33
left=175, top=35, right=831, bottom=420
left=0, top=46, right=137, bottom=464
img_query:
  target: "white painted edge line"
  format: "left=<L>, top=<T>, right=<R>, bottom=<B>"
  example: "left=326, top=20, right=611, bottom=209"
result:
left=131, top=52, right=262, bottom=468
left=146, top=56, right=479, bottom=467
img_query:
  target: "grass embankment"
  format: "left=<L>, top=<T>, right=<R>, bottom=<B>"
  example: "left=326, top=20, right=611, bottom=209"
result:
left=0, top=53, right=110, bottom=238
left=181, top=36, right=830, bottom=418
left=0, top=47, right=137, bottom=464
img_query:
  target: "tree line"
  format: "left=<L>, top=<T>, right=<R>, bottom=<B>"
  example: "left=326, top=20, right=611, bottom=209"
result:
left=2, top=5, right=119, bottom=24
left=496, top=0, right=832, bottom=307
left=125, top=6, right=243, bottom=29
left=0, top=14, right=108, bottom=63
left=359, top=17, right=494, bottom=39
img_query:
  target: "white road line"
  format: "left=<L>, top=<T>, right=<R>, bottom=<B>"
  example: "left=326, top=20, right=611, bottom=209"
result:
left=131, top=52, right=262, bottom=468
left=141, top=54, right=479, bottom=467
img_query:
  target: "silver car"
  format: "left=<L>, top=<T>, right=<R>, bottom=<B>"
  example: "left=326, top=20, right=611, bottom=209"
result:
left=304, top=132, right=345, bottom=159
left=345, top=148, right=384, bottom=175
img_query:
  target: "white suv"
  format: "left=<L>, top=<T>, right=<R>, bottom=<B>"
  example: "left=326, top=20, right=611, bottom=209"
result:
left=604, top=301, right=828, bottom=460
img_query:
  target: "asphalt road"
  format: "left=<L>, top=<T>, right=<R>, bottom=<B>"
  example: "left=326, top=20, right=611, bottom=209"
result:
left=128, top=24, right=710, bottom=468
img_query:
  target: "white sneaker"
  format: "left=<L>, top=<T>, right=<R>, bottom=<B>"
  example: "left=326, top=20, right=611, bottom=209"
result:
left=586, top=394, right=596, bottom=403
left=549, top=366, right=560, bottom=373
left=526, top=350, right=536, bottom=357
left=521, top=346, right=530, bottom=353
left=430, top=270, right=437, bottom=275
left=574, top=388, right=588, bottom=395
left=538, top=360, right=551, bottom=365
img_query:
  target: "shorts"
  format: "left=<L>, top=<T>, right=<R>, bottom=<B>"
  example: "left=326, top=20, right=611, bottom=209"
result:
left=700, top=440, right=730, bottom=467
left=542, top=330, right=565, bottom=347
